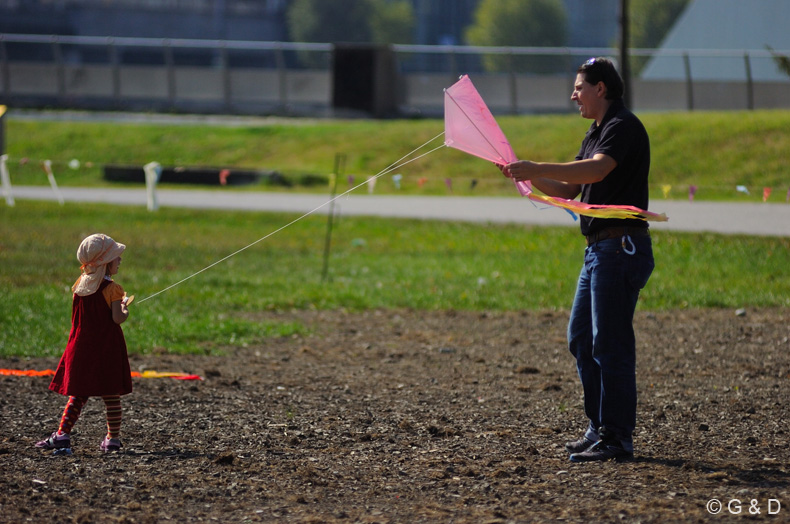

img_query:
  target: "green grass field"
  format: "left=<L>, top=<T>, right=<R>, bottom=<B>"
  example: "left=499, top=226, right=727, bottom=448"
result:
left=2, top=111, right=789, bottom=358
left=6, top=109, right=790, bottom=201
left=2, top=201, right=789, bottom=358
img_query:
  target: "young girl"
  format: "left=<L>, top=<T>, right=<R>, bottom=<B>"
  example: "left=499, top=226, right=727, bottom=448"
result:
left=36, top=233, right=133, bottom=454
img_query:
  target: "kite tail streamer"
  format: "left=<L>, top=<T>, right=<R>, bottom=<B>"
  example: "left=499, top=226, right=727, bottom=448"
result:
left=0, top=369, right=201, bottom=380
left=526, top=193, right=668, bottom=222
left=506, top=149, right=665, bottom=222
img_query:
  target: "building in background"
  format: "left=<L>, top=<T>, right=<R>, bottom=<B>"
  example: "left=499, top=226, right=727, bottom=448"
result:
left=0, top=0, right=289, bottom=42
left=641, top=0, right=790, bottom=81
left=1, top=0, right=617, bottom=49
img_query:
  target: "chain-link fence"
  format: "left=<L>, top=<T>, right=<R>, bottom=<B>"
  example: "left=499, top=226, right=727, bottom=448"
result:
left=2, top=34, right=789, bottom=116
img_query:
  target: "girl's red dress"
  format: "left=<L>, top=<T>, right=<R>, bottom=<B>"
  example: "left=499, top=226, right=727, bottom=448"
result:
left=49, top=279, right=133, bottom=397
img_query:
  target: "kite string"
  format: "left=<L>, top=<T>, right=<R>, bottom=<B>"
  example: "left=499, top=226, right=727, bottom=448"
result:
left=137, top=132, right=447, bottom=305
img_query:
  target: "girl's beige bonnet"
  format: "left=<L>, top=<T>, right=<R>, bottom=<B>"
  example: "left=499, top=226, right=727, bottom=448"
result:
left=72, top=234, right=126, bottom=296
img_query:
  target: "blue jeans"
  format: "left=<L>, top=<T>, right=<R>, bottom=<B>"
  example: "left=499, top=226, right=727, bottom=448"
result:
left=567, top=234, right=654, bottom=453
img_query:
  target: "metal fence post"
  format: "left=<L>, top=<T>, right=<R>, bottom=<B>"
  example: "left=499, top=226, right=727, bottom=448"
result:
left=163, top=39, right=175, bottom=108
left=52, top=37, right=66, bottom=100
left=683, top=52, right=693, bottom=111
left=744, top=52, right=754, bottom=110
left=276, top=42, right=287, bottom=111
left=0, top=38, right=9, bottom=96
left=109, top=38, right=121, bottom=105
left=220, top=43, right=231, bottom=111
left=449, top=48, right=457, bottom=84
left=566, top=48, right=576, bottom=112
left=508, top=49, right=518, bottom=115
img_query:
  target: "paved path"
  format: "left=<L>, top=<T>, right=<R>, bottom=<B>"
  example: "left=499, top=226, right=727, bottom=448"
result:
left=9, top=185, right=790, bottom=237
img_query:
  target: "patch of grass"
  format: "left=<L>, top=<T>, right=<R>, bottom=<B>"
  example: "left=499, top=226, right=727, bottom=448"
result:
left=2, top=201, right=789, bottom=358
left=7, top=110, right=790, bottom=200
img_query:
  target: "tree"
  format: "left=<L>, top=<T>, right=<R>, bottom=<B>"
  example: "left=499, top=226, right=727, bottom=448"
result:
left=629, top=0, right=689, bottom=74
left=630, top=0, right=690, bottom=49
left=287, top=0, right=375, bottom=44
left=286, top=0, right=414, bottom=68
left=287, top=0, right=414, bottom=45
left=370, top=0, right=415, bottom=45
left=766, top=46, right=790, bottom=77
left=464, top=0, right=567, bottom=73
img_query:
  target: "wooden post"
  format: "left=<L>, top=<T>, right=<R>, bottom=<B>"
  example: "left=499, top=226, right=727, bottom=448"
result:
left=0, top=105, right=6, bottom=156
left=322, top=153, right=346, bottom=283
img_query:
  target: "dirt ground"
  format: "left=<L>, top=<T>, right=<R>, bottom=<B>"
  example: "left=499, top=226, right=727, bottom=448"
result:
left=2, top=308, right=789, bottom=523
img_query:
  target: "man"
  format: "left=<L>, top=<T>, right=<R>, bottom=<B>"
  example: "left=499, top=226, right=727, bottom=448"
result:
left=502, top=57, right=654, bottom=462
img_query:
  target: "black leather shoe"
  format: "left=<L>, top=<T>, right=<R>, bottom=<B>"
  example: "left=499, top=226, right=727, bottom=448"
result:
left=564, top=436, right=596, bottom=454
left=569, top=439, right=634, bottom=463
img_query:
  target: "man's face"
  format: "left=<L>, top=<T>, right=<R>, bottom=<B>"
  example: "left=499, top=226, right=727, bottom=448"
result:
left=571, top=73, right=599, bottom=120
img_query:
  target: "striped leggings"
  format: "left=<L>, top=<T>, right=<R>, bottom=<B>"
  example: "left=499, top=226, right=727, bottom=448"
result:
left=58, top=395, right=122, bottom=439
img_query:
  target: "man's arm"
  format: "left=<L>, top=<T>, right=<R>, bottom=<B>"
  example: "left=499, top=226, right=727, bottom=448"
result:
left=529, top=178, right=582, bottom=200
left=503, top=153, right=617, bottom=199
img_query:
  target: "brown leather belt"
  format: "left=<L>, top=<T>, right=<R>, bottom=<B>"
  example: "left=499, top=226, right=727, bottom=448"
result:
left=586, top=227, right=650, bottom=246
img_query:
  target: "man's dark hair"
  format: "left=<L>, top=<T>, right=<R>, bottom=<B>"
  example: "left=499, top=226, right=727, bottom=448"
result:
left=577, top=57, right=624, bottom=101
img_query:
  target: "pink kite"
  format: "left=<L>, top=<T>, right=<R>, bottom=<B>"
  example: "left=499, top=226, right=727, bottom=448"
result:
left=444, top=75, right=668, bottom=222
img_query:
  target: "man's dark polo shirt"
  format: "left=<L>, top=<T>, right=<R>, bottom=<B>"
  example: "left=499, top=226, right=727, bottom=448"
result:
left=576, top=99, right=651, bottom=237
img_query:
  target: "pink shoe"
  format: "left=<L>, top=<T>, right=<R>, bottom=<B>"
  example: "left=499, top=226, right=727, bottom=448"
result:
left=100, top=437, right=122, bottom=453
left=35, top=432, right=70, bottom=450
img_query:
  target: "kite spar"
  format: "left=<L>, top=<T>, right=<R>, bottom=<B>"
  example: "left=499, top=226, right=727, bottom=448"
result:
left=443, top=75, right=667, bottom=222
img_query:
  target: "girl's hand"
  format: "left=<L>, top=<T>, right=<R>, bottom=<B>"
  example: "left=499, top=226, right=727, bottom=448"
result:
left=112, top=299, right=130, bottom=324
